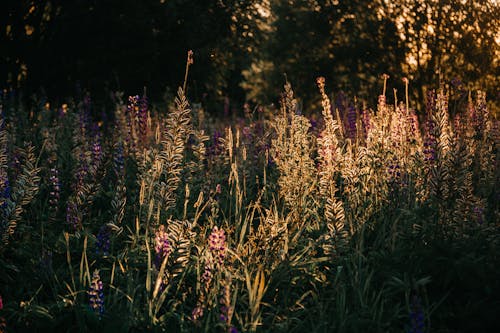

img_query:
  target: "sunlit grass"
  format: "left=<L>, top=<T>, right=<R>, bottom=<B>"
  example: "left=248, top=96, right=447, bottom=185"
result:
left=0, top=65, right=498, bottom=332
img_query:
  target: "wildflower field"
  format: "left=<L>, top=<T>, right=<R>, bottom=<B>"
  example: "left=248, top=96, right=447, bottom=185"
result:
left=0, top=62, right=499, bottom=333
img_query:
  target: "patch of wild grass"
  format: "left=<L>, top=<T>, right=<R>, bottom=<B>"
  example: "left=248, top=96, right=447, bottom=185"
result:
left=0, top=63, right=498, bottom=332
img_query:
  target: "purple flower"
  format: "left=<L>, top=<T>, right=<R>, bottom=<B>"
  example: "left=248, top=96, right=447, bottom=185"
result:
left=473, top=206, right=484, bottom=225
left=346, top=105, right=357, bottom=140
left=207, top=130, right=224, bottom=158
left=154, top=225, right=171, bottom=268
left=219, top=282, right=234, bottom=328
left=407, top=112, right=420, bottom=141
left=408, top=295, right=425, bottom=333
left=92, top=141, right=102, bottom=166
left=66, top=201, right=80, bottom=230
left=89, top=270, right=104, bottom=316
left=423, top=119, right=437, bottom=164
left=209, top=226, right=227, bottom=265
left=201, top=264, right=213, bottom=289
left=387, top=157, right=401, bottom=181
left=0, top=295, right=3, bottom=310
left=96, top=225, right=111, bottom=256
left=74, top=158, right=89, bottom=192
left=426, top=90, right=436, bottom=114
left=113, top=142, right=125, bottom=177
left=138, top=93, right=148, bottom=141
left=309, top=118, right=318, bottom=132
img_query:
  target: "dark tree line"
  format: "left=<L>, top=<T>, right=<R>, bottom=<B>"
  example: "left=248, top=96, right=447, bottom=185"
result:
left=1, top=0, right=498, bottom=110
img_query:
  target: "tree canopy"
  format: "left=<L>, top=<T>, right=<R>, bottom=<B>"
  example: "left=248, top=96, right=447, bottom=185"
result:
left=1, top=0, right=498, bottom=110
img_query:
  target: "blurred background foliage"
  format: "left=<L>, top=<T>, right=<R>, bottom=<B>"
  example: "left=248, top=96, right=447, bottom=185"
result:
left=1, top=0, right=499, bottom=112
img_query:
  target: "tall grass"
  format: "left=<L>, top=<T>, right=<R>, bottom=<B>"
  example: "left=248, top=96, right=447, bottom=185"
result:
left=0, top=65, right=498, bottom=333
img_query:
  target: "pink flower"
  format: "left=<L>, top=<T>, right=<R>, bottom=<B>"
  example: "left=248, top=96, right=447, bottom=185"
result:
left=209, top=226, right=227, bottom=265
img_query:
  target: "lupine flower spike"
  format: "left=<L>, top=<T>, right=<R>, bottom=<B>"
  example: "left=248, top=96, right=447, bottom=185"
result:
left=96, top=225, right=111, bottom=256
left=89, top=270, right=104, bottom=317
left=408, top=295, right=425, bottom=333
left=154, top=225, right=171, bottom=268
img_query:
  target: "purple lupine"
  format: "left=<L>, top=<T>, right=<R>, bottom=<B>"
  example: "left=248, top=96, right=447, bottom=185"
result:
left=207, top=130, right=224, bottom=158
left=209, top=226, right=227, bottom=266
left=423, top=119, right=437, bottom=164
left=219, top=283, right=236, bottom=332
left=407, top=111, right=420, bottom=143
left=193, top=226, right=228, bottom=323
left=473, top=206, right=484, bottom=225
left=48, top=167, right=60, bottom=212
left=425, top=90, right=436, bottom=114
left=113, top=142, right=125, bottom=177
left=192, top=263, right=212, bottom=323
left=201, top=264, right=213, bottom=290
left=346, top=105, right=357, bottom=140
left=89, top=270, right=104, bottom=316
left=74, top=160, right=89, bottom=192
left=92, top=140, right=102, bottom=166
left=309, top=118, right=318, bottom=132
left=138, top=93, right=148, bottom=141
left=154, top=225, right=171, bottom=268
left=408, top=295, right=425, bottom=333
left=96, top=225, right=111, bottom=256
left=66, top=201, right=80, bottom=230
left=387, top=156, right=401, bottom=182
left=467, top=98, right=478, bottom=133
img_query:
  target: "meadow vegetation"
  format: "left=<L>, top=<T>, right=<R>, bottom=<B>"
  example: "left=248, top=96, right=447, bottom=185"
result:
left=0, top=61, right=499, bottom=332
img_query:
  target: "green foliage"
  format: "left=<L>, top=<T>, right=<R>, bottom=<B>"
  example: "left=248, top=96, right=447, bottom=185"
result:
left=0, top=72, right=499, bottom=333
